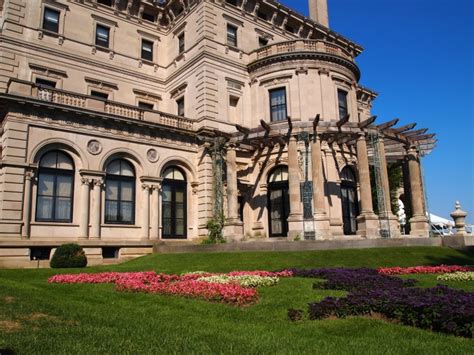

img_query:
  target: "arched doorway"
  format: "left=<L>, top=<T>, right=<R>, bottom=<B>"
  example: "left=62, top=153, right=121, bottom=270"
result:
left=340, top=166, right=359, bottom=235
left=267, top=166, right=289, bottom=237
left=162, top=167, right=187, bottom=239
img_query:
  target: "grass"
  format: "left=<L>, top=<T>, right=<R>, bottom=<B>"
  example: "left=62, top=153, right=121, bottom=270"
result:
left=0, top=246, right=473, bottom=354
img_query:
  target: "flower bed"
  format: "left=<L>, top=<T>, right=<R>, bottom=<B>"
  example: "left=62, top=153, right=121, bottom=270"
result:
left=377, top=265, right=474, bottom=275
left=49, top=270, right=291, bottom=306
left=437, top=272, right=474, bottom=282
left=290, top=268, right=474, bottom=338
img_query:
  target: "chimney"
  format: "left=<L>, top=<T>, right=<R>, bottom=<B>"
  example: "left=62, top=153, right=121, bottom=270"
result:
left=309, top=0, right=329, bottom=28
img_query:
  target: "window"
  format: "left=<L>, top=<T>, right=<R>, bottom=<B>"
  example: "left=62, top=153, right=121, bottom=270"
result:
left=340, top=167, right=358, bottom=235
left=141, top=39, right=153, bottom=61
left=162, top=167, right=187, bottom=239
left=138, top=101, right=154, bottom=110
left=267, top=166, right=289, bottom=237
left=284, top=25, right=295, bottom=33
left=105, top=159, right=135, bottom=224
left=95, top=24, right=110, bottom=48
left=142, top=12, right=156, bottom=22
left=36, top=151, right=74, bottom=223
left=257, top=11, right=268, bottom=20
left=30, top=247, right=52, bottom=261
left=259, top=37, right=269, bottom=48
left=338, top=89, right=348, bottom=120
left=177, top=97, right=184, bottom=116
left=43, top=7, right=60, bottom=33
left=227, top=24, right=238, bottom=47
left=90, top=90, right=109, bottom=100
left=35, top=78, right=56, bottom=88
left=97, top=0, right=113, bottom=6
left=269, top=87, right=287, bottom=122
left=226, top=0, right=238, bottom=6
left=178, top=33, right=185, bottom=54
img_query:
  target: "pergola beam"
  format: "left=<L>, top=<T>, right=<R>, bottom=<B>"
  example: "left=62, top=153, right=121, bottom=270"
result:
left=235, top=124, right=250, bottom=135
left=260, top=119, right=271, bottom=133
left=403, top=128, right=428, bottom=137
left=358, top=115, right=377, bottom=129
left=391, top=123, right=416, bottom=133
left=312, top=114, right=320, bottom=132
left=376, top=118, right=399, bottom=130
left=337, top=114, right=350, bottom=128
left=409, top=133, right=436, bottom=141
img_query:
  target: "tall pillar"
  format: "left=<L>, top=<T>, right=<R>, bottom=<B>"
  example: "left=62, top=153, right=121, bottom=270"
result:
left=90, top=178, right=103, bottom=239
left=311, top=135, right=331, bottom=238
left=377, top=137, right=400, bottom=237
left=78, top=177, right=91, bottom=238
left=355, top=133, right=379, bottom=238
left=150, top=183, right=161, bottom=240
left=407, top=147, right=429, bottom=237
left=223, top=144, right=243, bottom=241
left=141, top=184, right=151, bottom=239
left=21, top=169, right=35, bottom=238
left=287, top=136, right=303, bottom=238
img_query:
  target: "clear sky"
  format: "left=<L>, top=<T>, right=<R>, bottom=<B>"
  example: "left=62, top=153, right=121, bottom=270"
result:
left=280, top=0, right=474, bottom=223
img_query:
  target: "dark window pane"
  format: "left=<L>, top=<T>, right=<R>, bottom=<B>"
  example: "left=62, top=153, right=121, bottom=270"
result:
left=35, top=78, right=56, bottom=88
left=259, top=37, right=269, bottom=47
left=227, top=24, right=237, bottom=47
left=138, top=101, right=154, bottom=110
left=269, top=88, right=287, bottom=122
left=91, top=90, right=109, bottom=100
left=142, top=12, right=155, bottom=22
left=97, top=0, right=113, bottom=6
left=141, top=39, right=153, bottom=61
left=177, top=97, right=185, bottom=116
left=37, top=196, right=54, bottom=220
left=338, top=89, right=348, bottom=120
left=43, top=8, right=59, bottom=33
left=95, top=25, right=110, bottom=48
left=178, top=33, right=185, bottom=53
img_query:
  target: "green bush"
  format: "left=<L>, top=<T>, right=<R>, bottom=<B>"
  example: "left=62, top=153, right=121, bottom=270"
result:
left=50, top=244, right=87, bottom=268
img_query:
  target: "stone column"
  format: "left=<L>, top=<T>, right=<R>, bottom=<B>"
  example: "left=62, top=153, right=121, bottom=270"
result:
left=287, top=136, right=303, bottom=238
left=90, top=178, right=103, bottom=239
left=311, top=135, right=331, bottom=238
left=355, top=133, right=379, bottom=238
left=78, top=177, right=91, bottom=238
left=21, top=169, right=35, bottom=238
left=223, top=144, right=243, bottom=241
left=150, top=183, right=161, bottom=240
left=407, top=146, right=429, bottom=237
left=141, top=184, right=151, bottom=239
left=377, top=138, right=400, bottom=237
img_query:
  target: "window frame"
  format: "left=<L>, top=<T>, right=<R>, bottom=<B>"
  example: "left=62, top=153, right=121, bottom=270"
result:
left=162, top=167, right=187, bottom=239
left=269, top=87, right=288, bottom=122
left=35, top=151, right=75, bottom=223
left=178, top=33, right=185, bottom=54
left=141, top=38, right=154, bottom=62
left=176, top=97, right=185, bottom=117
left=104, top=160, right=136, bottom=225
left=226, top=24, right=238, bottom=47
left=95, top=23, right=110, bottom=48
left=42, top=7, right=60, bottom=34
left=337, top=88, right=349, bottom=120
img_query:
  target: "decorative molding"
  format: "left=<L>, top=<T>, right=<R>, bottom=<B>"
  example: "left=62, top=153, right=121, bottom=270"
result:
left=84, top=77, right=118, bottom=90
left=146, top=148, right=160, bottom=163
left=29, top=63, right=68, bottom=78
left=87, top=139, right=102, bottom=155
left=259, top=73, right=292, bottom=87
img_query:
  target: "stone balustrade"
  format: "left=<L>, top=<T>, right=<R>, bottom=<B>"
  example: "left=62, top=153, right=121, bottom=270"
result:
left=7, top=79, right=194, bottom=131
left=250, top=39, right=354, bottom=62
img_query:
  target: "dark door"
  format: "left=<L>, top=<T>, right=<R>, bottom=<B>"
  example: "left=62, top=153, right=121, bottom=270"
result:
left=268, top=181, right=289, bottom=237
left=341, top=183, right=358, bottom=235
left=162, top=180, right=187, bottom=239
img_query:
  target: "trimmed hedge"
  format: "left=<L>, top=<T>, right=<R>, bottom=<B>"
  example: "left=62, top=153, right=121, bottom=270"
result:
left=50, top=244, right=87, bottom=268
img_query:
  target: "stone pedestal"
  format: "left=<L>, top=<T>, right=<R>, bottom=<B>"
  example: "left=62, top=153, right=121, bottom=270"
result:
left=223, top=222, right=244, bottom=242
left=356, top=213, right=379, bottom=239
left=450, top=201, right=468, bottom=236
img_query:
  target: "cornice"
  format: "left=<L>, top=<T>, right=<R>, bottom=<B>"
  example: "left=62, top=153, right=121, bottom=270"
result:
left=248, top=51, right=360, bottom=81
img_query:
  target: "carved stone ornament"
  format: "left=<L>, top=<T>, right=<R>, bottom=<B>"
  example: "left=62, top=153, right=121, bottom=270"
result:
left=87, top=140, right=102, bottom=155
left=146, top=148, right=160, bottom=163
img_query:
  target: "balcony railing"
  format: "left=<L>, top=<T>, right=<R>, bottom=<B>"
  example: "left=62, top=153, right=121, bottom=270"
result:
left=32, top=85, right=194, bottom=130
left=250, top=40, right=354, bottom=62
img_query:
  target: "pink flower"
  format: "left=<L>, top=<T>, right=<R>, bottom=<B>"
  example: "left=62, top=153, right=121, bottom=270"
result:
left=377, top=265, right=474, bottom=275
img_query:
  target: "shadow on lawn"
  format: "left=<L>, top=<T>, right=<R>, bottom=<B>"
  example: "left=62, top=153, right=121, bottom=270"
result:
left=425, top=247, right=474, bottom=266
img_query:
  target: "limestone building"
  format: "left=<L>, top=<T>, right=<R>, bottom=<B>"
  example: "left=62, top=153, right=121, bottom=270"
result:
left=0, top=0, right=436, bottom=266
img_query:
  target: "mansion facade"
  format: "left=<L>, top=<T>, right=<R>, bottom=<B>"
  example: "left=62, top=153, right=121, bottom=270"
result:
left=0, top=0, right=435, bottom=266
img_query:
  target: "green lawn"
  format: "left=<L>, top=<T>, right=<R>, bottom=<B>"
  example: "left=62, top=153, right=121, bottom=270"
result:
left=0, top=246, right=473, bottom=354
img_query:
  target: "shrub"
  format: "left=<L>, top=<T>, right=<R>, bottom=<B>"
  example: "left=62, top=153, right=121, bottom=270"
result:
left=50, top=244, right=87, bottom=268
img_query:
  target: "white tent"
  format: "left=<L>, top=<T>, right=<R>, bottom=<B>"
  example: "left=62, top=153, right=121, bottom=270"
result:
left=428, top=213, right=454, bottom=227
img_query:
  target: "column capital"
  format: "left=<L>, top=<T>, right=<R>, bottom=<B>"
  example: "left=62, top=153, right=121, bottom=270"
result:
left=25, top=169, right=36, bottom=180
left=356, top=131, right=367, bottom=140
left=225, top=143, right=238, bottom=151
left=81, top=177, right=93, bottom=186
left=93, top=178, right=104, bottom=187
left=142, top=184, right=152, bottom=191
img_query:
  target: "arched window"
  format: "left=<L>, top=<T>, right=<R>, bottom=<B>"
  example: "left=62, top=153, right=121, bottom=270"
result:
left=36, top=150, right=74, bottom=222
left=267, top=166, right=289, bottom=237
left=162, top=167, right=187, bottom=239
left=340, top=166, right=359, bottom=235
left=105, top=159, right=135, bottom=224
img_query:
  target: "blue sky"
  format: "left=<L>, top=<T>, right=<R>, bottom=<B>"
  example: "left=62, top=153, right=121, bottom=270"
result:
left=280, top=0, right=474, bottom=223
